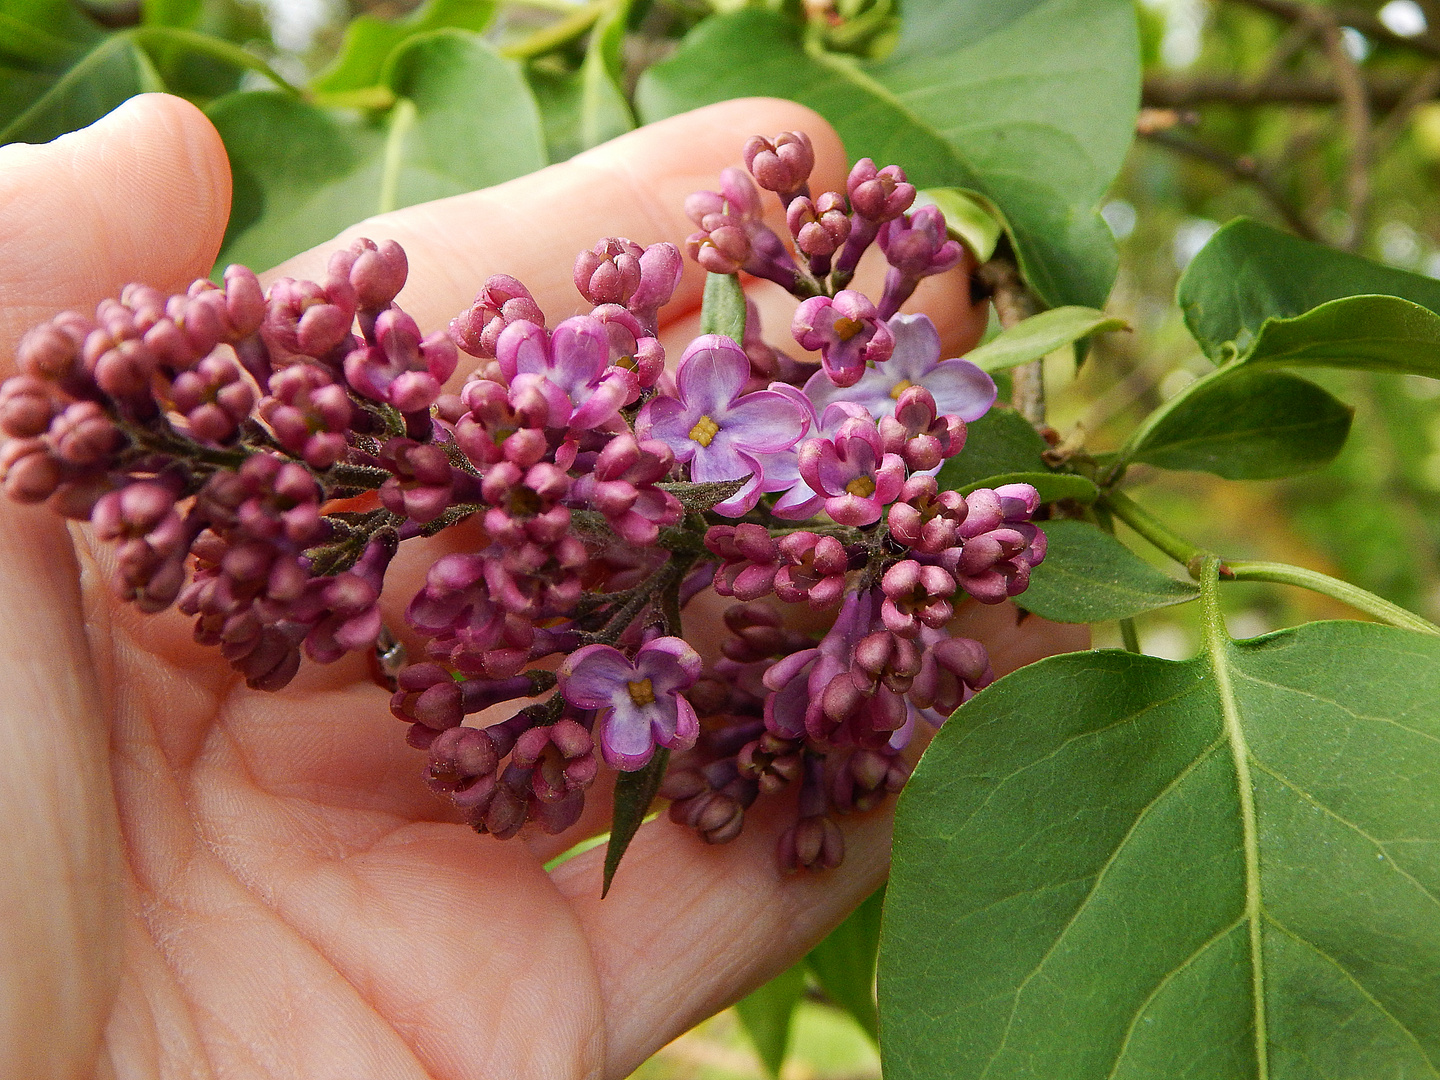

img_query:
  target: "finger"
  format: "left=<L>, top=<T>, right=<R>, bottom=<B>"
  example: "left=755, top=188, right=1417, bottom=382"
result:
left=266, top=98, right=851, bottom=337
left=551, top=788, right=891, bottom=1076
left=0, top=93, right=231, bottom=359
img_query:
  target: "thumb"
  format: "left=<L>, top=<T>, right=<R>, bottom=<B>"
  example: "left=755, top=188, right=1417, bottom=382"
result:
left=0, top=92, right=232, bottom=358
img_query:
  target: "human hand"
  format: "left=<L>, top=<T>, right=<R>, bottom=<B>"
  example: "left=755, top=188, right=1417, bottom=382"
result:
left=0, top=93, right=1087, bottom=1080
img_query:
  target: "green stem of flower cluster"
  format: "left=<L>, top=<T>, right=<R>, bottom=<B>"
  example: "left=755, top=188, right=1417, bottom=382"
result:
left=1101, top=490, right=1440, bottom=636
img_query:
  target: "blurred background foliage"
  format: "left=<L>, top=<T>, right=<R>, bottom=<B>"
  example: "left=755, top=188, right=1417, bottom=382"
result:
left=7, top=0, right=1440, bottom=1073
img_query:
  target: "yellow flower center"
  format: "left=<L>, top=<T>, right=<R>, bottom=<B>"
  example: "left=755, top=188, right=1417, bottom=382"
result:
left=627, top=678, right=656, bottom=706
left=689, top=415, right=720, bottom=447
left=889, top=378, right=914, bottom=400
left=833, top=316, right=864, bottom=341
left=846, top=475, right=877, bottom=498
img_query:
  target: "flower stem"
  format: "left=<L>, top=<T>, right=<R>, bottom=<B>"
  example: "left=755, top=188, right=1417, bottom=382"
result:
left=500, top=0, right=608, bottom=60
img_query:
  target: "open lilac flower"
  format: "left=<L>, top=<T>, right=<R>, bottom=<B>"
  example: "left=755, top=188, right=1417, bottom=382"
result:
left=798, top=415, right=907, bottom=526
left=792, top=290, right=894, bottom=388
left=804, top=312, right=995, bottom=423
left=558, top=637, right=702, bottom=769
left=637, top=335, right=805, bottom=514
left=497, top=315, right=638, bottom=430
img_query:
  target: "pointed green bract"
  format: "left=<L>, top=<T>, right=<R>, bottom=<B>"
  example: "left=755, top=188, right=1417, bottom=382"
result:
left=602, top=747, right=669, bottom=896
left=881, top=614, right=1440, bottom=1079
left=700, top=272, right=747, bottom=342
left=1019, top=519, right=1197, bottom=623
left=635, top=0, right=1138, bottom=310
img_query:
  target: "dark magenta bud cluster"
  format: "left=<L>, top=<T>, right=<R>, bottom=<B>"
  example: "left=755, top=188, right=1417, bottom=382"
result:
left=0, top=134, right=1046, bottom=875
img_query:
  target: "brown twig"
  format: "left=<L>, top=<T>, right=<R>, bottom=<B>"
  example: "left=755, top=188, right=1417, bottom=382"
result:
left=1138, top=129, right=1322, bottom=242
left=975, top=254, right=1044, bottom=426
left=1373, top=63, right=1440, bottom=157
left=1141, top=71, right=1426, bottom=110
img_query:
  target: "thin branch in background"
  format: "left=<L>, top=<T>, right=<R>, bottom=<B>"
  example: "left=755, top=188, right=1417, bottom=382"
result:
left=1228, top=0, right=1440, bottom=60
left=1142, top=71, right=1429, bottom=110
left=1254, top=9, right=1322, bottom=84
left=1138, top=128, right=1322, bottom=241
left=1373, top=63, right=1440, bottom=158
left=1315, top=10, right=1373, bottom=250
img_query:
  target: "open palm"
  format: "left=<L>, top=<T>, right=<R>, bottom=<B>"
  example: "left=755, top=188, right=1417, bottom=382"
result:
left=0, top=94, right=1086, bottom=1080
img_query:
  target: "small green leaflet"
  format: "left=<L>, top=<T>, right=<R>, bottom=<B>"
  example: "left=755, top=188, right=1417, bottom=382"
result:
left=700, top=272, right=747, bottom=341
left=963, top=306, right=1128, bottom=374
left=807, top=885, right=885, bottom=1042
left=736, top=962, right=806, bottom=1078
left=603, top=747, right=669, bottom=895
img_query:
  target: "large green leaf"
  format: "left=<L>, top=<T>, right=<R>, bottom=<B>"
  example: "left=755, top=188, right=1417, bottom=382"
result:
left=1019, top=519, right=1197, bottom=623
left=807, top=885, right=885, bottom=1042
left=737, top=962, right=807, bottom=1078
left=211, top=31, right=544, bottom=270
left=881, top=581, right=1440, bottom=1078
left=0, top=0, right=104, bottom=134
left=634, top=0, right=1139, bottom=310
left=938, top=407, right=1050, bottom=491
left=1179, top=218, right=1440, bottom=362
left=1118, top=366, right=1353, bottom=480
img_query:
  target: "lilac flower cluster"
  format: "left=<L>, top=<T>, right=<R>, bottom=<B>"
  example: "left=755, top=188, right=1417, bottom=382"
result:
left=0, top=132, right=1046, bottom=874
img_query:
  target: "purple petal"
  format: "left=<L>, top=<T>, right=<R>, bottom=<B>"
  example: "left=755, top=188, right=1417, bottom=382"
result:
left=559, top=643, right=636, bottom=709
left=660, top=693, right=699, bottom=752
left=548, top=316, right=610, bottom=396
left=599, top=701, right=658, bottom=769
left=637, top=635, right=702, bottom=690
left=887, top=313, right=943, bottom=380
left=675, top=335, right=749, bottom=415
left=496, top=320, right=549, bottom=382
left=636, top=395, right=698, bottom=463
left=921, top=359, right=997, bottom=421
left=721, top=390, right=806, bottom=453
left=689, top=437, right=752, bottom=483
left=712, top=451, right=765, bottom=517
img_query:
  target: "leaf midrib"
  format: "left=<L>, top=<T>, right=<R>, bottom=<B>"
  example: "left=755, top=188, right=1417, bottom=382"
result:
left=1202, top=581, right=1270, bottom=1080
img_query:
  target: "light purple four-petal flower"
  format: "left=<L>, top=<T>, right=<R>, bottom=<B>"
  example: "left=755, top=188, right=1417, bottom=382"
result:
left=804, top=312, right=995, bottom=423
left=637, top=334, right=806, bottom=515
left=558, top=636, right=702, bottom=769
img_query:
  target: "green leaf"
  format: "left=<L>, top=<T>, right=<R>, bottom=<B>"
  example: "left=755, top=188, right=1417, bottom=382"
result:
left=917, top=187, right=1004, bottom=262
left=211, top=32, right=544, bottom=270
left=881, top=603, right=1440, bottom=1078
left=1118, top=365, right=1354, bottom=480
left=526, top=0, right=634, bottom=164
left=0, top=32, right=157, bottom=145
left=310, top=0, right=496, bottom=96
left=937, top=407, right=1049, bottom=491
left=807, top=886, right=885, bottom=1043
left=700, top=272, right=747, bottom=341
left=1239, top=294, right=1440, bottom=381
left=142, top=0, right=201, bottom=28
left=737, top=962, right=806, bottom=1078
left=634, top=0, right=1139, bottom=310
left=1178, top=217, right=1440, bottom=362
left=603, top=747, right=668, bottom=896
left=1018, top=519, right=1197, bottom=623
left=957, top=471, right=1098, bottom=504
left=964, top=306, right=1128, bottom=374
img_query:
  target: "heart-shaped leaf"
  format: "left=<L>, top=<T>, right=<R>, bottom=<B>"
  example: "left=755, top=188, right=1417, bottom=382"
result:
left=881, top=604, right=1440, bottom=1079
left=635, top=0, right=1139, bottom=310
left=1018, top=519, right=1197, bottom=623
left=1118, top=365, right=1353, bottom=480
